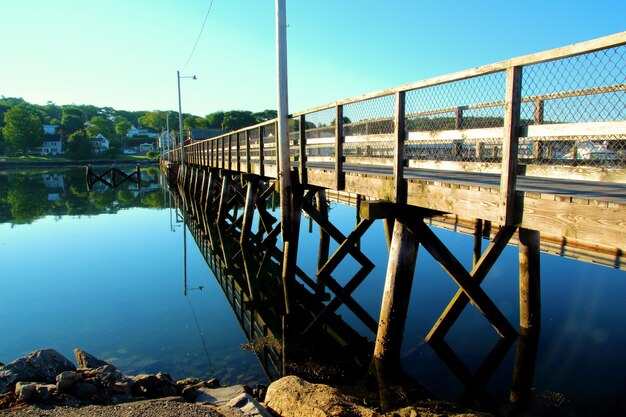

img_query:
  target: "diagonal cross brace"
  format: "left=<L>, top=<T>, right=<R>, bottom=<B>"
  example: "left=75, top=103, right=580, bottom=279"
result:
left=411, top=221, right=517, bottom=340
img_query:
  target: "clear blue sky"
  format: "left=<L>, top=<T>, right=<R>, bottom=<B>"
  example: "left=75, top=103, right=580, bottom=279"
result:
left=1, top=0, right=624, bottom=117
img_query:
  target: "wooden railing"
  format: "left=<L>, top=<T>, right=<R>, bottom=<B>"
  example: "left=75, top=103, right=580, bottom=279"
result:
left=168, top=31, right=626, bottom=224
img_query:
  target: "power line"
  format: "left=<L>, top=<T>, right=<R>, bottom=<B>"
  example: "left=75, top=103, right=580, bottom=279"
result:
left=181, top=0, right=216, bottom=71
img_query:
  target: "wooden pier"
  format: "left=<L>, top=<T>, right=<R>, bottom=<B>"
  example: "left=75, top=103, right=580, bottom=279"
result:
left=163, top=31, right=625, bottom=409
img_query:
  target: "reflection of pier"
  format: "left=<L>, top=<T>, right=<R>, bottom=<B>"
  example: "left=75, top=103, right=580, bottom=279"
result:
left=170, top=178, right=372, bottom=382
left=163, top=33, right=625, bottom=414
left=86, top=165, right=141, bottom=190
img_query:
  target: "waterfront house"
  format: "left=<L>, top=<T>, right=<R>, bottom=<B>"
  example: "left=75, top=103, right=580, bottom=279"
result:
left=41, top=134, right=64, bottom=155
left=89, top=133, right=110, bottom=155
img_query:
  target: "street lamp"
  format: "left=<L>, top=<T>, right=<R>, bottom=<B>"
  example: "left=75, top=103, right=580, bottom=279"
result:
left=177, top=70, right=197, bottom=166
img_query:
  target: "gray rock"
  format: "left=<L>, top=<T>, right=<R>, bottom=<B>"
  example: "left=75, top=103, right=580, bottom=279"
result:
left=56, top=371, right=83, bottom=391
left=195, top=385, right=248, bottom=405
left=0, top=349, right=75, bottom=394
left=82, top=364, right=123, bottom=386
left=34, top=384, right=56, bottom=402
left=15, top=382, right=36, bottom=402
left=225, top=392, right=273, bottom=417
left=131, top=373, right=177, bottom=399
left=73, top=349, right=112, bottom=369
left=73, top=381, right=98, bottom=399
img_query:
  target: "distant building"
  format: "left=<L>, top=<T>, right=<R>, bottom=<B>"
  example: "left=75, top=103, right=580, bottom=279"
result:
left=41, top=134, right=64, bottom=155
left=158, top=132, right=175, bottom=151
left=89, top=133, right=110, bottom=155
left=42, top=173, right=65, bottom=201
left=139, top=143, right=154, bottom=153
left=127, top=125, right=158, bottom=139
left=185, top=128, right=225, bottom=145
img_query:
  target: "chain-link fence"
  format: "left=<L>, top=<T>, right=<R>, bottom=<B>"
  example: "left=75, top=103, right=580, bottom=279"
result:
left=176, top=34, right=625, bottom=179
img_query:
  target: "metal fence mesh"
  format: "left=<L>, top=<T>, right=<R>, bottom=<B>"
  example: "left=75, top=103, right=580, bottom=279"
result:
left=303, top=108, right=336, bottom=158
left=343, top=94, right=395, bottom=158
left=404, top=72, right=506, bottom=162
left=521, top=44, right=626, bottom=167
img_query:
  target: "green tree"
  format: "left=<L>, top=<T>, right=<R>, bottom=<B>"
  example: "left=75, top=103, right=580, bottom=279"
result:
left=253, top=109, right=277, bottom=122
left=2, top=103, right=43, bottom=154
left=183, top=115, right=208, bottom=130
left=221, top=110, right=256, bottom=131
left=66, top=130, right=91, bottom=159
left=115, top=118, right=132, bottom=138
left=60, top=107, right=85, bottom=134
left=138, top=111, right=167, bottom=131
left=86, top=115, right=114, bottom=139
left=205, top=111, right=225, bottom=129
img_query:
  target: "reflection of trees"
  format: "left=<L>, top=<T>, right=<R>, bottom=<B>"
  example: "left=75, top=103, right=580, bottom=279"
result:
left=5, top=175, right=48, bottom=223
left=0, top=168, right=168, bottom=225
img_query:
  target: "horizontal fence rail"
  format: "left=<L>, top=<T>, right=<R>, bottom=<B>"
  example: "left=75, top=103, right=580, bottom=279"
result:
left=167, top=31, right=626, bottom=229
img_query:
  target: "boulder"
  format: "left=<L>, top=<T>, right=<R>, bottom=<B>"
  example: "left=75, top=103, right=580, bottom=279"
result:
left=56, top=371, right=83, bottom=391
left=73, top=381, right=98, bottom=400
left=265, top=375, right=377, bottom=417
left=195, top=385, right=248, bottom=405
left=15, top=382, right=57, bottom=403
left=0, top=349, right=75, bottom=394
left=131, top=373, right=177, bottom=399
left=224, top=392, right=272, bottom=417
left=74, top=349, right=112, bottom=369
left=82, top=365, right=123, bottom=386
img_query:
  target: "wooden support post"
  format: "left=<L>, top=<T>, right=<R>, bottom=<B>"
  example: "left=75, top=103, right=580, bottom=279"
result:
left=246, top=130, right=252, bottom=174
left=259, top=126, right=265, bottom=177
left=316, top=189, right=330, bottom=294
left=217, top=175, right=232, bottom=224
left=299, top=114, right=307, bottom=184
left=455, top=106, right=464, bottom=129
left=374, top=217, right=419, bottom=370
left=393, top=91, right=406, bottom=204
left=236, top=132, right=241, bottom=173
left=240, top=178, right=259, bottom=246
left=473, top=219, right=483, bottom=266
left=335, top=104, right=345, bottom=190
left=519, top=228, right=541, bottom=331
left=510, top=326, right=540, bottom=412
left=383, top=218, right=394, bottom=252
left=499, top=66, right=522, bottom=226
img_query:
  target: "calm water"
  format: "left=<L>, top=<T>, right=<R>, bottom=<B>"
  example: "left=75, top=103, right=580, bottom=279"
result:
left=1, top=167, right=625, bottom=416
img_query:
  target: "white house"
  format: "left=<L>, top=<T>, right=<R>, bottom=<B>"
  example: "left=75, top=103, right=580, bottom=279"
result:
left=139, top=142, right=154, bottom=153
left=89, top=133, right=110, bottom=155
left=127, top=125, right=158, bottom=139
left=41, top=134, right=64, bottom=155
left=158, top=131, right=174, bottom=151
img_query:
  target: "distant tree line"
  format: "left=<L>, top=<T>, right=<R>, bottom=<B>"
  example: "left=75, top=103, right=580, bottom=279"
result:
left=0, top=96, right=277, bottom=157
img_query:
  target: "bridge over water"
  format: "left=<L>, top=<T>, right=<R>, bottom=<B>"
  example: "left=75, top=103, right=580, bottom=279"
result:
left=163, top=32, right=625, bottom=411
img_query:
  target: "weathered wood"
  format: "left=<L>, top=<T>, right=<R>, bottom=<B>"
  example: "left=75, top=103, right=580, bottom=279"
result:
left=393, top=91, right=406, bottom=204
left=299, top=114, right=307, bottom=184
left=510, top=327, right=540, bottom=411
left=335, top=104, right=345, bottom=190
left=374, top=218, right=420, bottom=365
left=500, top=65, right=523, bottom=226
left=425, top=225, right=517, bottom=342
left=413, top=220, right=517, bottom=339
left=473, top=219, right=483, bottom=266
left=217, top=175, right=232, bottom=223
left=240, top=179, right=259, bottom=246
left=519, top=228, right=541, bottom=331
left=316, top=189, right=330, bottom=294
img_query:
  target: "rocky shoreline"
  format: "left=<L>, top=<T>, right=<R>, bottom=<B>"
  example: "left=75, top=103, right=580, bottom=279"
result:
left=0, top=349, right=489, bottom=417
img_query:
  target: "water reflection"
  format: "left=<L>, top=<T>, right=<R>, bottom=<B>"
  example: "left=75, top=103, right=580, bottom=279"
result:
left=171, top=179, right=373, bottom=383
left=0, top=166, right=167, bottom=224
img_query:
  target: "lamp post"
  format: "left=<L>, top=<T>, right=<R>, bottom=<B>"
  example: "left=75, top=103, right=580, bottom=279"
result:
left=177, top=70, right=197, bottom=166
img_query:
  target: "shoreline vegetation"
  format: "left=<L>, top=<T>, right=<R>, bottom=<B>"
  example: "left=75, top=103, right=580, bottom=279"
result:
left=0, top=349, right=489, bottom=417
left=0, top=155, right=159, bottom=169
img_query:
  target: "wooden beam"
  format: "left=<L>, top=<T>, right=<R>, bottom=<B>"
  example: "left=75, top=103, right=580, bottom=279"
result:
left=393, top=91, right=406, bottom=204
left=374, top=218, right=420, bottom=366
left=240, top=179, right=259, bottom=246
left=414, top=221, right=517, bottom=339
left=519, top=228, right=541, bottom=331
left=425, top=225, right=517, bottom=342
left=335, top=104, right=345, bottom=190
left=217, top=174, right=232, bottom=224
left=499, top=65, right=522, bottom=226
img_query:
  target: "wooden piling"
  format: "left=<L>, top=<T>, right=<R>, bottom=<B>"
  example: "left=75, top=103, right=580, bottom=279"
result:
left=519, top=228, right=541, bottom=331
left=240, top=178, right=259, bottom=246
left=316, top=190, right=330, bottom=294
left=217, top=174, right=232, bottom=223
left=374, top=217, right=420, bottom=369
